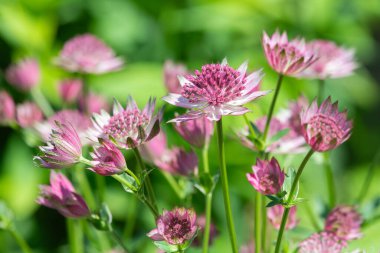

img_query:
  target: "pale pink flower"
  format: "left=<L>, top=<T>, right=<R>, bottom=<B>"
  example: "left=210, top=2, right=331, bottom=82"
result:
left=192, top=214, right=218, bottom=247
left=16, top=102, right=43, bottom=128
left=91, top=97, right=160, bottom=149
left=287, top=95, right=309, bottom=136
left=297, top=40, right=357, bottom=79
left=298, top=232, right=346, bottom=253
left=139, top=131, right=168, bottom=163
left=0, top=91, right=15, bottom=124
left=55, top=34, right=124, bottom=74
left=325, top=205, right=362, bottom=241
left=246, top=158, right=285, bottom=195
left=174, top=116, right=214, bottom=148
left=6, top=58, right=40, bottom=91
left=35, top=122, right=82, bottom=168
left=147, top=207, right=198, bottom=245
left=267, top=205, right=298, bottom=230
left=79, top=92, right=110, bottom=115
left=262, top=30, right=315, bottom=76
left=163, top=59, right=269, bottom=122
left=240, top=242, right=255, bottom=253
left=300, top=97, right=352, bottom=152
left=37, top=171, right=90, bottom=218
left=154, top=148, right=198, bottom=176
left=58, top=79, right=83, bottom=103
left=163, top=60, right=188, bottom=93
left=90, top=140, right=126, bottom=176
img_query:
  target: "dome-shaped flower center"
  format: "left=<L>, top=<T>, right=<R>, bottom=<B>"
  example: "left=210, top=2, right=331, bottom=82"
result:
left=181, top=64, right=245, bottom=106
left=308, top=115, right=344, bottom=144
left=166, top=217, right=191, bottom=240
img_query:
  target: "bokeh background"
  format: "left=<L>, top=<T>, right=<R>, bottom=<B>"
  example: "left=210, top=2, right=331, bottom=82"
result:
left=0, top=0, right=380, bottom=252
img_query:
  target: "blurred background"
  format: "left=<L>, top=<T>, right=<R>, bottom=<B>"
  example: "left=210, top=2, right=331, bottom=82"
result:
left=0, top=0, right=380, bottom=252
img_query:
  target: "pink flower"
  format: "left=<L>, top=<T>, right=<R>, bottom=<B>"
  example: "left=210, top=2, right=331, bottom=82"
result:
left=174, top=116, right=214, bottom=148
left=139, top=131, right=168, bottom=163
left=163, top=60, right=188, bottom=93
left=58, top=79, right=83, bottom=103
left=300, top=97, right=352, bottom=152
left=91, top=97, right=160, bottom=149
left=163, top=59, right=269, bottom=122
left=298, top=232, right=346, bottom=253
left=79, top=92, right=110, bottom=115
left=90, top=140, right=126, bottom=176
left=246, top=158, right=285, bottom=195
left=262, top=30, right=315, bottom=76
left=325, top=205, right=362, bottom=241
left=287, top=95, right=309, bottom=136
left=297, top=40, right=357, bottom=79
left=6, top=58, right=40, bottom=91
left=147, top=207, right=198, bottom=245
left=55, top=34, right=124, bottom=74
left=16, top=102, right=43, bottom=128
left=240, top=242, right=255, bottom=253
left=192, top=214, right=218, bottom=247
left=37, top=171, right=90, bottom=218
left=267, top=205, right=298, bottom=230
left=35, top=122, right=82, bottom=168
left=0, top=91, right=15, bottom=124
left=154, top=148, right=198, bottom=176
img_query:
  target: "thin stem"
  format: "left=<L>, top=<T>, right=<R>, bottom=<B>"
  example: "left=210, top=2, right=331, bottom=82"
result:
left=216, top=119, right=238, bottom=253
left=124, top=167, right=141, bottom=186
left=112, top=175, right=138, bottom=192
left=274, top=149, right=315, bottom=253
left=261, top=195, right=267, bottom=253
left=123, top=197, right=138, bottom=239
left=110, top=229, right=129, bottom=253
left=161, top=171, right=185, bottom=199
left=323, top=153, right=336, bottom=208
left=137, top=195, right=159, bottom=219
left=9, top=229, right=33, bottom=253
left=255, top=192, right=262, bottom=253
left=263, top=74, right=284, bottom=142
left=66, top=219, right=83, bottom=253
left=30, top=87, right=54, bottom=117
left=318, top=79, right=325, bottom=103
left=243, top=114, right=257, bottom=140
left=202, top=144, right=212, bottom=253
left=202, top=144, right=210, bottom=174
left=96, top=175, right=106, bottom=204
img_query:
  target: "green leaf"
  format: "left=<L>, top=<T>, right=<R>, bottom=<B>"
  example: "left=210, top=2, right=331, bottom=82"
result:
left=89, top=203, right=113, bottom=231
left=269, top=128, right=289, bottom=143
left=0, top=201, right=14, bottom=230
left=153, top=241, right=179, bottom=252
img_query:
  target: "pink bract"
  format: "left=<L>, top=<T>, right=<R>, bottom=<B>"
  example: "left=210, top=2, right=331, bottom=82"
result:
left=298, top=232, right=346, bottom=253
left=164, top=60, right=188, bottom=93
left=174, top=116, right=214, bottom=148
left=16, top=102, right=43, bottom=128
left=90, top=140, right=126, bottom=176
left=6, top=58, right=40, bottom=91
left=267, top=205, right=298, bottom=230
left=0, top=91, right=16, bottom=124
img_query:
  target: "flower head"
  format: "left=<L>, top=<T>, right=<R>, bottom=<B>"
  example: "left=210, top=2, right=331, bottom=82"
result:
left=55, top=34, right=124, bottom=74
left=91, top=97, right=160, bottom=149
left=79, top=92, right=110, bottom=115
left=58, top=79, right=83, bottom=103
left=174, top=116, right=214, bottom=148
left=140, top=131, right=168, bottom=163
left=164, top=60, right=188, bottom=93
left=163, top=59, right=268, bottom=122
left=267, top=205, right=298, bottom=230
left=35, top=122, right=82, bottom=168
left=288, top=95, right=309, bottom=136
left=90, top=140, right=126, bottom=176
left=246, top=158, right=285, bottom=195
left=147, top=207, right=198, bottom=245
left=298, top=232, right=346, bottom=253
left=16, top=102, right=43, bottom=128
left=262, top=30, right=315, bottom=76
left=297, top=40, right=357, bottom=79
left=37, top=171, right=90, bottom=218
left=0, top=91, right=15, bottom=124
left=154, top=148, right=198, bottom=176
left=192, top=214, right=218, bottom=247
left=300, top=97, right=352, bottom=152
left=325, top=205, right=362, bottom=241
left=6, top=58, right=40, bottom=91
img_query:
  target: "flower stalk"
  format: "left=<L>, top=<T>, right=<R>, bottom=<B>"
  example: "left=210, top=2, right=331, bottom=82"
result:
left=9, top=228, right=33, bottom=253
left=202, top=144, right=213, bottom=253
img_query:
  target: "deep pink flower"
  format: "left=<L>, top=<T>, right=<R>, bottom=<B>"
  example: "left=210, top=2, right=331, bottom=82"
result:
left=90, top=140, right=126, bottom=176
left=300, top=97, right=352, bottom=152
left=79, top=92, right=110, bottom=115
left=154, top=148, right=198, bottom=176
left=6, top=58, right=40, bottom=91
left=35, top=122, right=82, bottom=168
left=298, top=232, right=346, bottom=253
left=163, top=59, right=269, bottom=122
left=16, top=102, right=43, bottom=128
left=297, top=40, right=357, bottom=79
left=55, top=34, right=124, bottom=74
left=192, top=214, right=218, bottom=247
left=262, top=30, right=315, bottom=76
left=325, top=205, right=362, bottom=241
left=37, top=171, right=90, bottom=218
left=58, top=79, right=83, bottom=103
left=139, top=131, right=168, bottom=163
left=246, top=158, right=285, bottom=195
left=163, top=60, right=188, bottom=93
left=267, top=205, right=298, bottom=230
left=147, top=207, right=198, bottom=245
left=0, top=91, right=15, bottom=124
left=91, top=97, right=160, bottom=149
left=174, top=116, right=214, bottom=148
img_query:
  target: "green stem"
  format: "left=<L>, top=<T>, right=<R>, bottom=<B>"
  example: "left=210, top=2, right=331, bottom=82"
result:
left=216, top=119, right=238, bottom=253
left=274, top=149, right=315, bottom=253
left=137, top=195, right=159, bottom=219
left=202, top=144, right=212, bottom=253
left=243, top=114, right=257, bottom=140
left=75, top=167, right=96, bottom=209
left=123, top=197, right=138, bottom=239
left=255, top=193, right=262, bottom=253
left=30, top=87, right=54, bottom=117
left=66, top=219, right=83, bottom=253
left=124, top=167, right=141, bottom=186
left=263, top=74, right=284, bottom=142
left=304, top=201, right=321, bottom=231
left=318, top=79, right=325, bottom=103
left=112, top=175, right=138, bottom=192
left=261, top=195, right=267, bottom=253
left=323, top=153, right=336, bottom=208
left=9, top=229, right=33, bottom=253
left=96, top=175, right=106, bottom=204
left=110, top=229, right=129, bottom=253
left=161, top=171, right=185, bottom=199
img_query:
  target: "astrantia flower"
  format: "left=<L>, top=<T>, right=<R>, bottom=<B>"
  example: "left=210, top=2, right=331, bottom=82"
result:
left=147, top=207, right=198, bottom=245
left=58, top=79, right=83, bottom=103
left=246, top=158, right=285, bottom=195
left=298, top=232, right=346, bottom=253
left=163, top=59, right=269, bottom=122
left=79, top=92, right=110, bottom=115
left=300, top=97, right=352, bottom=152
left=35, top=122, right=82, bottom=168
left=90, top=140, right=126, bottom=176
left=6, top=58, right=40, bottom=91
left=164, top=60, right=188, bottom=93
left=297, top=40, right=357, bottom=79
left=325, top=205, right=362, bottom=241
left=287, top=95, right=309, bottom=136
left=140, top=131, right=168, bottom=163
left=91, top=97, right=160, bottom=149
left=16, top=102, right=43, bottom=128
left=37, top=171, right=90, bottom=218
left=55, top=34, right=124, bottom=74
left=192, top=214, right=218, bottom=247
left=267, top=205, right=298, bottom=230
left=154, top=148, right=198, bottom=176
left=174, top=116, right=214, bottom=148
left=262, top=30, right=315, bottom=76
left=0, top=91, right=15, bottom=124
